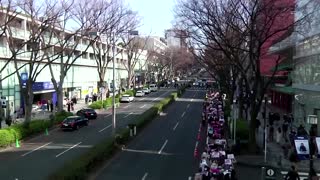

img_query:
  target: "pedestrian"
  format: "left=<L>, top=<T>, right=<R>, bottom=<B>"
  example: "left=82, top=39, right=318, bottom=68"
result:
left=268, top=125, right=274, bottom=142
left=67, top=100, right=71, bottom=112
left=282, top=121, right=289, bottom=140
left=47, top=100, right=50, bottom=111
left=85, top=94, right=89, bottom=104
left=50, top=101, right=54, bottom=112
left=71, top=101, right=74, bottom=111
left=285, top=166, right=300, bottom=180
left=282, top=139, right=291, bottom=159
left=276, top=127, right=282, bottom=144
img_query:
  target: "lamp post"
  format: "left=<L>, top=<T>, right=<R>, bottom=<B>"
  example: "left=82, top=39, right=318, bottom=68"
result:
left=111, top=30, right=139, bottom=136
left=307, top=115, right=318, bottom=178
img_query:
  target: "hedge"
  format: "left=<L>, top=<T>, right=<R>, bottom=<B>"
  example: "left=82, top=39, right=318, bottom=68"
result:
left=48, top=87, right=186, bottom=180
left=0, top=111, right=73, bottom=148
left=89, top=97, right=120, bottom=109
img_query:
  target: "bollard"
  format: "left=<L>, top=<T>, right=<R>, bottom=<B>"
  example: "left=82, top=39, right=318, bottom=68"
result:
left=130, top=129, right=133, bottom=137
left=134, top=126, right=137, bottom=136
left=261, top=167, right=265, bottom=180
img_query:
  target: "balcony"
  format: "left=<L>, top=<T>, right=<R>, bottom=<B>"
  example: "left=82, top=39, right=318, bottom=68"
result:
left=269, top=35, right=297, bottom=53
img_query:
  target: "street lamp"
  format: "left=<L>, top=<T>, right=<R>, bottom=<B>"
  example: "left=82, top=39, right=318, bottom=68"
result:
left=111, top=30, right=139, bottom=136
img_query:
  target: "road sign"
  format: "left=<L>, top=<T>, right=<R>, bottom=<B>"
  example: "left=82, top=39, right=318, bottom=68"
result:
left=265, top=167, right=276, bottom=179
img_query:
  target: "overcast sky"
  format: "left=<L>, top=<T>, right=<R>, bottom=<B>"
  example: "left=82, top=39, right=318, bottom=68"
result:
left=126, top=0, right=176, bottom=37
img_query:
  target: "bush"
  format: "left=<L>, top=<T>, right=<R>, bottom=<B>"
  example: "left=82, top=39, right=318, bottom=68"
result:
left=0, top=111, right=72, bottom=148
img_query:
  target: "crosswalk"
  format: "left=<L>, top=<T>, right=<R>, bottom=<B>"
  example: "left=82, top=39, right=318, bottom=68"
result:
left=281, top=171, right=320, bottom=180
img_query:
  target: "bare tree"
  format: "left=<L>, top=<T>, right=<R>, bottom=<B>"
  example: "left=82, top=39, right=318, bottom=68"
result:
left=175, top=0, right=319, bottom=150
left=86, top=0, right=140, bottom=99
left=121, top=36, right=148, bottom=89
left=4, top=0, right=62, bottom=125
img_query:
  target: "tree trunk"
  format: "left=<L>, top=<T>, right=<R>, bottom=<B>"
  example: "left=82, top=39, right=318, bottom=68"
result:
left=127, top=69, right=132, bottom=89
left=248, top=102, right=259, bottom=152
left=23, top=84, right=33, bottom=127
left=57, top=86, right=64, bottom=112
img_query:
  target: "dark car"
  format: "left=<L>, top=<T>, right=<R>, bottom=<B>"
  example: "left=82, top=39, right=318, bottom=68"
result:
left=76, top=108, right=97, bottom=119
left=60, top=116, right=89, bottom=131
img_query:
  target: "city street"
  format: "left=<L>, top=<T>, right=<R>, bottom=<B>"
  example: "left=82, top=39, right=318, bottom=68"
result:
left=90, top=89, right=205, bottom=180
left=0, top=89, right=175, bottom=180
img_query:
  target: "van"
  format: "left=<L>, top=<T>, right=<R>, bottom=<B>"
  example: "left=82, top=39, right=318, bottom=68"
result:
left=149, top=84, right=157, bottom=92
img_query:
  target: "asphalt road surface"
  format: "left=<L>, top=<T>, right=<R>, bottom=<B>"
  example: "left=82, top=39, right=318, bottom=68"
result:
left=91, top=89, right=206, bottom=180
left=0, top=89, right=175, bottom=180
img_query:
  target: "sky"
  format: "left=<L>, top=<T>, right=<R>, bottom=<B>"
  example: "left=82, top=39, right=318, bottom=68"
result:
left=126, top=0, right=176, bottom=37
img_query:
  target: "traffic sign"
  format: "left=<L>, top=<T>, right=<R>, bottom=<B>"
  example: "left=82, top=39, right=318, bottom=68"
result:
left=265, top=167, right=276, bottom=179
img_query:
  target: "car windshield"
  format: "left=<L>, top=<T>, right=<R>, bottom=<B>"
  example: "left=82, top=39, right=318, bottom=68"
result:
left=137, top=91, right=142, bottom=93
left=122, top=94, right=129, bottom=97
left=63, top=118, right=76, bottom=123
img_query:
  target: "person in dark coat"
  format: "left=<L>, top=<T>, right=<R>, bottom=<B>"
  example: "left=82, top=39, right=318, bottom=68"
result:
left=50, top=101, right=54, bottom=112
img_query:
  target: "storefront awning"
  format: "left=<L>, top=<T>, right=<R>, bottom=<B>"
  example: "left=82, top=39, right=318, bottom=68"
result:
left=270, top=86, right=295, bottom=95
left=270, top=63, right=293, bottom=72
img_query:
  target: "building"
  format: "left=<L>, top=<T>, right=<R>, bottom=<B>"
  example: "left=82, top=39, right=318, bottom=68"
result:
left=165, top=29, right=188, bottom=48
left=269, top=0, right=320, bottom=132
left=0, top=9, right=147, bottom=117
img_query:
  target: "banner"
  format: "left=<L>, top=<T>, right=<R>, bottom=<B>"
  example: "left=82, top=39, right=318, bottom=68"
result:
left=294, top=136, right=310, bottom=160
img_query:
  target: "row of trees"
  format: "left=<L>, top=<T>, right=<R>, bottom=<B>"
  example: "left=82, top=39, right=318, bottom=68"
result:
left=0, top=0, right=196, bottom=127
left=175, top=0, right=320, bottom=150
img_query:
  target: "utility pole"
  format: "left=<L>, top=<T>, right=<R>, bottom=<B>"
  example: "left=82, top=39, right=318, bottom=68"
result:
left=112, top=31, right=116, bottom=136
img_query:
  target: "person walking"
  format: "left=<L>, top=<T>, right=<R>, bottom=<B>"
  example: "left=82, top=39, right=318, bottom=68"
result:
left=282, top=121, right=289, bottom=140
left=268, top=125, right=274, bottom=142
left=50, top=100, right=54, bottom=112
left=276, top=127, right=282, bottom=144
left=285, top=166, right=300, bottom=180
left=47, top=100, right=50, bottom=111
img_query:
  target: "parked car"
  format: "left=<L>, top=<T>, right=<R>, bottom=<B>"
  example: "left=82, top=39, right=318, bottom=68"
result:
left=143, top=88, right=150, bottom=94
left=135, top=90, right=145, bottom=97
left=121, top=94, right=134, bottom=102
left=76, top=108, right=97, bottom=120
left=149, top=84, right=158, bottom=92
left=60, top=116, right=89, bottom=131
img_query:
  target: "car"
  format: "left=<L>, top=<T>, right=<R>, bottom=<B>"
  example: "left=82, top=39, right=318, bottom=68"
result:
left=121, top=94, right=134, bottom=102
left=135, top=90, right=145, bottom=97
left=143, top=88, right=150, bottom=94
left=76, top=108, right=97, bottom=120
left=149, top=84, right=158, bottom=92
left=60, top=116, right=89, bottom=131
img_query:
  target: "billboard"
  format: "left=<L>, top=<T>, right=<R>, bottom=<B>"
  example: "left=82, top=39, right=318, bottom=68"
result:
left=294, top=136, right=310, bottom=160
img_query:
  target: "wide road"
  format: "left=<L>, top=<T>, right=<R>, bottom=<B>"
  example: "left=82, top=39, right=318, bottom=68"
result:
left=91, top=89, right=206, bottom=180
left=0, top=89, right=175, bottom=180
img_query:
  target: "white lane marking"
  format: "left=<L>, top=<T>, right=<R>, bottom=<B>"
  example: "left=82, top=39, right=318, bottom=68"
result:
left=142, top=172, right=148, bottom=180
left=124, top=112, right=133, bottom=118
left=98, top=124, right=112, bottom=132
left=55, top=142, right=82, bottom=158
left=188, top=176, right=192, bottom=180
left=158, top=139, right=168, bottom=154
left=173, top=122, right=179, bottom=131
left=152, top=97, right=159, bottom=102
left=139, top=98, right=145, bottom=101
left=104, top=114, right=111, bottom=118
left=190, top=99, right=194, bottom=102
left=187, top=104, right=190, bottom=109
left=181, top=111, right=186, bottom=118
left=140, top=104, right=146, bottom=108
left=280, top=171, right=320, bottom=176
left=124, top=105, right=130, bottom=108
left=21, top=142, right=52, bottom=157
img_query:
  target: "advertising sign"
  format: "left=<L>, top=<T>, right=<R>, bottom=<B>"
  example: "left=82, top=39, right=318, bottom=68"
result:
left=294, top=136, right=310, bottom=160
left=316, top=137, right=320, bottom=158
left=21, top=73, right=28, bottom=88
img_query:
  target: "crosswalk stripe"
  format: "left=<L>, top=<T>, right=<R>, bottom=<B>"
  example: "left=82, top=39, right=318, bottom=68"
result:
left=281, top=171, right=320, bottom=178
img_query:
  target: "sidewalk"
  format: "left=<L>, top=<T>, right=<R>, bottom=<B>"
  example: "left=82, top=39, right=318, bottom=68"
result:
left=238, top=103, right=320, bottom=173
left=1, top=99, right=92, bottom=128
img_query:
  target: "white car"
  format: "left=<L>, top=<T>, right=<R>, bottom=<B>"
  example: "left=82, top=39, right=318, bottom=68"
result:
left=135, top=90, right=145, bottom=97
left=121, top=94, right=134, bottom=102
left=142, top=88, right=150, bottom=94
